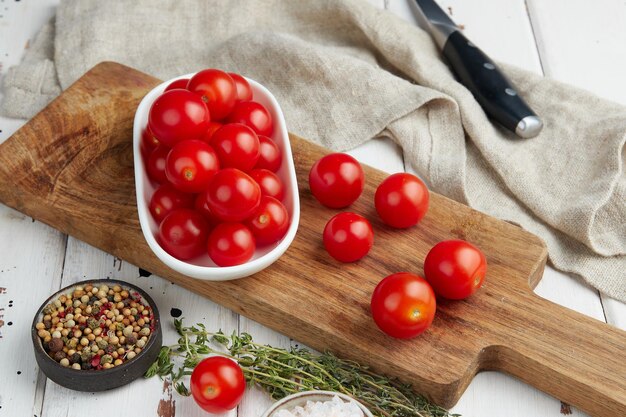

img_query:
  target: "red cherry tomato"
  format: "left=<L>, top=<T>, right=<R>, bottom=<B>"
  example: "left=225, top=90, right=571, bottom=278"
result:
left=375, top=173, right=429, bottom=228
left=149, top=183, right=194, bottom=223
left=424, top=240, right=487, bottom=300
left=246, top=196, right=289, bottom=245
left=146, top=145, right=169, bottom=183
left=226, top=100, right=273, bottom=136
left=370, top=272, right=436, bottom=339
left=148, top=89, right=210, bottom=147
left=158, top=209, right=210, bottom=260
left=194, top=191, right=219, bottom=227
left=165, top=140, right=220, bottom=193
left=207, top=223, right=255, bottom=266
left=140, top=126, right=161, bottom=159
left=210, top=123, right=260, bottom=171
left=309, top=153, right=364, bottom=208
left=206, top=168, right=261, bottom=222
left=187, top=69, right=237, bottom=121
left=201, top=121, right=222, bottom=144
left=190, top=356, right=245, bottom=414
left=228, top=72, right=253, bottom=101
left=323, top=212, right=373, bottom=262
left=164, top=78, right=189, bottom=91
left=249, top=169, right=285, bottom=201
left=255, top=135, right=282, bottom=172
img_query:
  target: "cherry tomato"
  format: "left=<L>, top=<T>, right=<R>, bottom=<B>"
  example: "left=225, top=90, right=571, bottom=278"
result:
left=207, top=223, right=255, bottom=266
left=165, top=140, right=220, bottom=193
left=201, top=121, right=222, bottom=144
left=140, top=125, right=161, bottom=159
left=228, top=72, right=253, bottom=101
left=323, top=212, right=373, bottom=262
left=246, top=196, right=289, bottom=245
left=226, top=100, right=273, bottom=136
left=149, top=183, right=194, bottom=223
left=187, top=69, right=237, bottom=121
left=249, top=169, right=285, bottom=201
left=206, top=168, right=261, bottom=222
left=309, top=153, right=364, bottom=208
left=146, top=145, right=169, bottom=183
left=370, top=272, right=436, bottom=339
left=375, top=173, right=429, bottom=228
left=190, top=356, right=245, bottom=414
left=158, top=209, right=210, bottom=260
left=424, top=240, right=487, bottom=300
left=148, top=89, right=210, bottom=147
left=210, top=123, right=260, bottom=171
left=255, top=135, right=282, bottom=172
left=164, top=78, right=189, bottom=91
left=194, top=191, right=219, bottom=227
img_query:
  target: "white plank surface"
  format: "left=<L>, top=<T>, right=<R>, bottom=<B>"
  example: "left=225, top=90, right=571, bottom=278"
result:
left=0, top=1, right=624, bottom=417
left=527, top=0, right=626, bottom=105
left=0, top=208, right=66, bottom=417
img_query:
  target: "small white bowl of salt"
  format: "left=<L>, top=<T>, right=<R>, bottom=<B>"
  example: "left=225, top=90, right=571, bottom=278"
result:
left=261, top=390, right=374, bottom=417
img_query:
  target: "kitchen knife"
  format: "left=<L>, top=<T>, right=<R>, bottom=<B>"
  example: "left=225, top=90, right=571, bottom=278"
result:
left=411, top=0, right=543, bottom=138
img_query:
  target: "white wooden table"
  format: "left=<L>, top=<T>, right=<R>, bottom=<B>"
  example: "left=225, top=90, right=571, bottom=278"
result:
left=0, top=1, right=624, bottom=416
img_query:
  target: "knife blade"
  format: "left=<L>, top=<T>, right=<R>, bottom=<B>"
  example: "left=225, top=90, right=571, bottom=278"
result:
left=411, top=0, right=543, bottom=138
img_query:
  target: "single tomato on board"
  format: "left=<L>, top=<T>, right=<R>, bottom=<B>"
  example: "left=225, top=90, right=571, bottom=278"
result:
left=375, top=173, right=429, bottom=229
left=190, top=356, right=246, bottom=414
left=424, top=239, right=487, bottom=300
left=309, top=153, right=364, bottom=208
left=323, top=212, right=373, bottom=262
left=370, top=272, right=436, bottom=339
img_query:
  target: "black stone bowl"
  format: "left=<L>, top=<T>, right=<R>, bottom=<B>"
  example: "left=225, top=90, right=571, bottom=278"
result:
left=31, top=279, right=162, bottom=392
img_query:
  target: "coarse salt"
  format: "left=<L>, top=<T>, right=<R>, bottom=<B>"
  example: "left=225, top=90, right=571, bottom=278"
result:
left=274, top=395, right=365, bottom=417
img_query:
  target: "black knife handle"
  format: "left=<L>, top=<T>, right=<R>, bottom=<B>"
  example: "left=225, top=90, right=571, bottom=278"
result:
left=442, top=30, right=542, bottom=138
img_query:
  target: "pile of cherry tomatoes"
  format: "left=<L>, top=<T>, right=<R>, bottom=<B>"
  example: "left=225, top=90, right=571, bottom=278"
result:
left=141, top=69, right=289, bottom=267
left=309, top=153, right=488, bottom=339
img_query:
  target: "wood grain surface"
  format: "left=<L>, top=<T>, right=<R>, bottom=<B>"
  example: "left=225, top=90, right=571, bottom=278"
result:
left=0, top=62, right=623, bottom=416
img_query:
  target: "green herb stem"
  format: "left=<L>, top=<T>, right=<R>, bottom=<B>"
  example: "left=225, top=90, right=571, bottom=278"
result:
left=145, top=318, right=457, bottom=417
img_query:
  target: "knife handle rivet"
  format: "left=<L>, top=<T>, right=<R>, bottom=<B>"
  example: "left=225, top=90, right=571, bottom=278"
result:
left=505, top=88, right=517, bottom=96
left=483, top=62, right=496, bottom=70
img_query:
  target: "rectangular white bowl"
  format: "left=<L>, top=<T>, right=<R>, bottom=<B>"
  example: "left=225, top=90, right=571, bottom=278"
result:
left=133, top=73, right=300, bottom=280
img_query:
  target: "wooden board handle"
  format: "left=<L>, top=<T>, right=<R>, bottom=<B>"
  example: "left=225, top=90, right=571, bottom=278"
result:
left=490, top=292, right=626, bottom=416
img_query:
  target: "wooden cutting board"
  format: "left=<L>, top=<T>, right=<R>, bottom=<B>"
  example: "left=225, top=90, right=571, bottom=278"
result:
left=0, top=62, right=623, bottom=416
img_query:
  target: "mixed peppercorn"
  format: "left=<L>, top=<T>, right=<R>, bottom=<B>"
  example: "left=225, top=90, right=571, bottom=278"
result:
left=35, top=283, right=154, bottom=370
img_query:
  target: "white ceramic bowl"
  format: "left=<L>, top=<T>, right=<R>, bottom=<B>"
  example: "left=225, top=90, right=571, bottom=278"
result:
left=133, top=73, right=300, bottom=280
left=261, top=391, right=374, bottom=417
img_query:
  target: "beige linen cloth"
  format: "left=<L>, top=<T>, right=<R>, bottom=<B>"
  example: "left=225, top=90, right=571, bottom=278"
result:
left=2, top=0, right=624, bottom=301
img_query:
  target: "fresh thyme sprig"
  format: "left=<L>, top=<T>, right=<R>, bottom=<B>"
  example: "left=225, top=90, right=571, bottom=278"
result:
left=145, top=318, right=458, bottom=417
